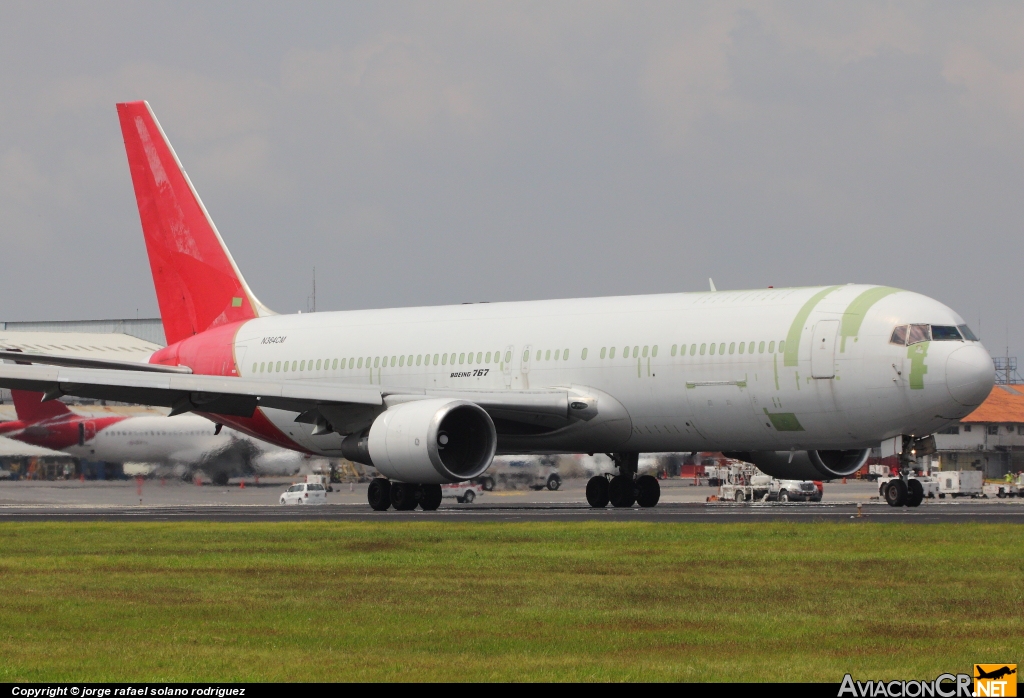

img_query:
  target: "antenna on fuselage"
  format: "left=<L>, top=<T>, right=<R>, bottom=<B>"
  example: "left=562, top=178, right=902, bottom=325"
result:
left=708, top=278, right=717, bottom=292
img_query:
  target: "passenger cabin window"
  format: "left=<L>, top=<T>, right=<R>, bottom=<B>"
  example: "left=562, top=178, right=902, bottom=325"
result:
left=504, top=351, right=512, bottom=363
left=729, top=342, right=735, bottom=355
left=709, top=343, right=715, bottom=355
left=700, top=344, right=706, bottom=355
left=652, top=345, right=658, bottom=357
left=690, top=344, right=696, bottom=356
left=768, top=342, right=775, bottom=353
left=671, top=344, right=677, bottom=357
left=582, top=348, right=588, bottom=359
left=600, top=347, right=607, bottom=359
left=609, top=347, right=616, bottom=359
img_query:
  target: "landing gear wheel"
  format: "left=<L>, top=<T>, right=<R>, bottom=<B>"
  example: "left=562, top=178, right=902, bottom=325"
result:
left=586, top=475, right=609, bottom=508
left=367, top=478, right=392, bottom=511
left=419, top=484, right=443, bottom=511
left=609, top=475, right=636, bottom=508
left=390, top=482, right=418, bottom=511
left=906, top=479, right=924, bottom=507
left=635, top=475, right=660, bottom=508
left=884, top=479, right=907, bottom=507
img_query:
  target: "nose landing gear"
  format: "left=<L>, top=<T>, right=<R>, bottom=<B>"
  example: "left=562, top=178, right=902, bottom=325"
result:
left=585, top=453, right=661, bottom=508
left=884, top=435, right=932, bottom=508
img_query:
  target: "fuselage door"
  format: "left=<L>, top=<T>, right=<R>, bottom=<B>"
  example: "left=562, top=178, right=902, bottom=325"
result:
left=811, top=319, right=840, bottom=379
left=503, top=345, right=515, bottom=388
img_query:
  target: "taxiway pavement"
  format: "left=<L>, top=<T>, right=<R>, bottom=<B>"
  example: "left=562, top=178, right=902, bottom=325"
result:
left=0, top=477, right=1020, bottom=522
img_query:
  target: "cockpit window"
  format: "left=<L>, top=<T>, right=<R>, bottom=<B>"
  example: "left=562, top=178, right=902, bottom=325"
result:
left=907, top=324, right=931, bottom=345
left=890, top=326, right=908, bottom=345
left=931, top=326, right=962, bottom=341
left=957, top=324, right=979, bottom=341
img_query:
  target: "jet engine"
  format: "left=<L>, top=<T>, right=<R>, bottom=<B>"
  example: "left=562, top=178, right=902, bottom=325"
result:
left=341, top=398, right=496, bottom=484
left=723, top=449, right=871, bottom=481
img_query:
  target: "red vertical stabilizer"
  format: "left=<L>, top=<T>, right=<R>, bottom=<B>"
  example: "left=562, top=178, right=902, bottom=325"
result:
left=116, top=101, right=272, bottom=346
left=11, top=390, right=72, bottom=423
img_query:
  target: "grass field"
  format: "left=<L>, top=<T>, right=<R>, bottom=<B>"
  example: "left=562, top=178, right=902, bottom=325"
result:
left=0, top=521, right=1021, bottom=682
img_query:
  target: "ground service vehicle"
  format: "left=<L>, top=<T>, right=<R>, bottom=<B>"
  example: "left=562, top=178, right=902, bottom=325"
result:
left=982, top=482, right=1018, bottom=498
left=441, top=482, right=483, bottom=503
left=0, top=101, right=996, bottom=512
left=776, top=479, right=821, bottom=502
left=936, top=470, right=984, bottom=498
left=280, top=482, right=327, bottom=505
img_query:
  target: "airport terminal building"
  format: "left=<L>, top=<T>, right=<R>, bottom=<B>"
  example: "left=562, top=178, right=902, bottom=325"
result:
left=935, top=384, right=1024, bottom=478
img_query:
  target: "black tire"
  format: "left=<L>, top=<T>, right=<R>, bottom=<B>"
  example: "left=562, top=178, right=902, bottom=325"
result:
left=463, top=490, right=475, bottom=504
left=546, top=475, right=561, bottom=491
left=879, top=484, right=887, bottom=498
left=734, top=490, right=745, bottom=502
left=390, top=482, right=418, bottom=511
left=778, top=490, right=789, bottom=503
left=420, top=484, right=443, bottom=511
left=906, top=479, right=924, bottom=507
left=585, top=475, right=610, bottom=508
left=884, top=479, right=907, bottom=507
left=609, top=475, right=636, bottom=508
left=367, top=478, right=391, bottom=511
left=939, top=492, right=945, bottom=499
left=635, top=475, right=660, bottom=508
left=480, top=477, right=494, bottom=491
left=212, top=472, right=229, bottom=486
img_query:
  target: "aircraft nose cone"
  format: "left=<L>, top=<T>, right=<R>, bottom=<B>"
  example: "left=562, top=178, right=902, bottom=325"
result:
left=946, top=345, right=995, bottom=407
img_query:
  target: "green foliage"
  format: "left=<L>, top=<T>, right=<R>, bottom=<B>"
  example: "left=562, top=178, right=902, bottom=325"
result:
left=0, top=522, right=1021, bottom=681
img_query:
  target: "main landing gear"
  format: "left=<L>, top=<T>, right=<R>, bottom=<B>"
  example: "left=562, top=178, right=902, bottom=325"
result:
left=586, top=453, right=661, bottom=508
left=367, top=478, right=442, bottom=511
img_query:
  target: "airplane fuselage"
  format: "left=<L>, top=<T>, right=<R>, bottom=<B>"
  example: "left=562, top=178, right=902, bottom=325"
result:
left=153, top=284, right=994, bottom=458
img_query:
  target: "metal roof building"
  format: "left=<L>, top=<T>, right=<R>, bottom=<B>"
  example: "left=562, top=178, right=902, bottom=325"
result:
left=0, top=318, right=165, bottom=346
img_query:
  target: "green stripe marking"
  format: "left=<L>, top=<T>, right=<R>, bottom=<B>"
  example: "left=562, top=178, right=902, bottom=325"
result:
left=839, top=286, right=901, bottom=352
left=763, top=408, right=804, bottom=431
left=784, top=286, right=841, bottom=367
left=908, top=342, right=929, bottom=389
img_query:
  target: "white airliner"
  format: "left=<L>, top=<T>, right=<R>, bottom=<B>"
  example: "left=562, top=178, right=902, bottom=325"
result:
left=0, top=101, right=995, bottom=511
left=0, top=387, right=307, bottom=484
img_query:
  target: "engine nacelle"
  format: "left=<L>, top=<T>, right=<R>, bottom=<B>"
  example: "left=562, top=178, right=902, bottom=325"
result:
left=723, top=449, right=870, bottom=481
left=345, top=398, right=496, bottom=484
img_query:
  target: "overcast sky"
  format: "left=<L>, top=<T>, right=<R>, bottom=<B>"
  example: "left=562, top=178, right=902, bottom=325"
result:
left=1, top=2, right=1022, bottom=355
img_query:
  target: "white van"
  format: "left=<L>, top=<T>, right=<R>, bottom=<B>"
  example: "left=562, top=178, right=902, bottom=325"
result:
left=280, top=482, right=328, bottom=505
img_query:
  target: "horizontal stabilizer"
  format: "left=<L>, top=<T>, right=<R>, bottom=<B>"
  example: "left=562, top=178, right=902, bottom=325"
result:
left=0, top=350, right=191, bottom=374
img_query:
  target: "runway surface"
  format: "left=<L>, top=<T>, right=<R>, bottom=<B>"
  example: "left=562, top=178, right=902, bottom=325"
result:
left=1, top=478, right=1021, bottom=522
left=1, top=501, right=1022, bottom=522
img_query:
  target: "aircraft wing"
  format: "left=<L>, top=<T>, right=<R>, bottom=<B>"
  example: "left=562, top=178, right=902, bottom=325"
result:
left=0, top=363, right=585, bottom=432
